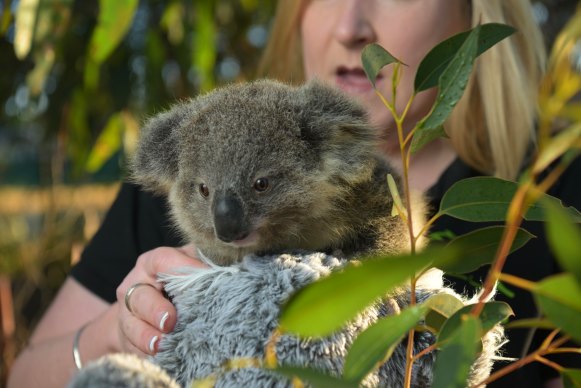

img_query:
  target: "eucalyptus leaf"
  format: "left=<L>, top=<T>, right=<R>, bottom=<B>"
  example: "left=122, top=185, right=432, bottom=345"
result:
left=343, top=305, right=427, bottom=383
left=562, top=369, right=581, bottom=388
left=410, top=125, right=447, bottom=154
left=440, top=226, right=534, bottom=274
left=438, top=302, right=513, bottom=343
left=439, top=177, right=581, bottom=222
left=14, top=0, right=39, bottom=59
left=544, top=198, right=581, bottom=284
left=279, top=247, right=458, bottom=337
left=414, top=23, right=516, bottom=92
left=423, top=293, right=465, bottom=332
left=88, top=0, right=139, bottom=64
left=274, top=366, right=358, bottom=388
left=432, top=315, right=481, bottom=388
left=534, top=273, right=581, bottom=343
left=504, top=317, right=556, bottom=330
left=412, top=26, right=479, bottom=153
left=534, top=122, right=581, bottom=174
left=361, top=43, right=402, bottom=88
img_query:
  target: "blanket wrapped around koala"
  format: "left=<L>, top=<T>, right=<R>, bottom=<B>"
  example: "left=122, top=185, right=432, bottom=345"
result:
left=70, top=252, right=503, bottom=388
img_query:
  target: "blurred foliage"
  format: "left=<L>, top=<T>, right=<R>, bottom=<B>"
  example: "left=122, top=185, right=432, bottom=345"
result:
left=0, top=0, right=275, bottom=384
left=1, top=0, right=275, bottom=184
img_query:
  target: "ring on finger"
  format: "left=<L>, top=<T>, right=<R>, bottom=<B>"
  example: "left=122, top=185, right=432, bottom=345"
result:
left=124, top=282, right=156, bottom=314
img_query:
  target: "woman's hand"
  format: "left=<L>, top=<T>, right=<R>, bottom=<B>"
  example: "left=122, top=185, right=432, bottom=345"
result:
left=115, top=244, right=207, bottom=355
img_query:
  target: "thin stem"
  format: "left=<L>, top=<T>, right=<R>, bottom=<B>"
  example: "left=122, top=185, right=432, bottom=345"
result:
left=472, top=334, right=571, bottom=387
left=535, top=355, right=564, bottom=372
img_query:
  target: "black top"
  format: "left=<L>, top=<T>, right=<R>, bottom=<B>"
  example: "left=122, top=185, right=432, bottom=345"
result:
left=71, top=156, right=581, bottom=387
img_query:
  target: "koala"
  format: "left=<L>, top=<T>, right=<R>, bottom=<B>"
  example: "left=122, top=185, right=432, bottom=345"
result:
left=70, top=80, right=502, bottom=388
left=132, top=79, right=418, bottom=265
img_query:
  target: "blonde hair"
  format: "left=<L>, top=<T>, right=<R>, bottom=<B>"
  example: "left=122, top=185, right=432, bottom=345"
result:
left=258, top=0, right=547, bottom=180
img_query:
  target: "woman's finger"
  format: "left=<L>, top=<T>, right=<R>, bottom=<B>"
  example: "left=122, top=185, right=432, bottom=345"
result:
left=123, top=282, right=177, bottom=333
left=118, top=303, right=164, bottom=355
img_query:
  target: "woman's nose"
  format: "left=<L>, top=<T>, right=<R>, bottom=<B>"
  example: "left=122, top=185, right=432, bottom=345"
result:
left=333, top=0, right=376, bottom=47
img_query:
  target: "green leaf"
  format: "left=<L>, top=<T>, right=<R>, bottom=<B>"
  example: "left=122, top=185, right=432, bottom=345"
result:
left=440, top=226, right=534, bottom=274
left=504, top=317, right=556, bottom=330
left=439, top=177, right=581, bottom=222
left=85, top=112, right=124, bottom=173
left=438, top=302, right=513, bottom=343
left=535, top=122, right=581, bottom=174
left=343, top=305, right=427, bottom=383
left=534, top=273, right=581, bottom=343
left=192, top=1, right=216, bottom=92
left=410, top=125, right=447, bottom=154
left=88, top=0, right=138, bottom=64
left=274, top=366, right=357, bottom=388
left=14, top=0, right=40, bottom=59
left=544, top=198, right=581, bottom=284
left=562, top=369, right=581, bottom=388
left=421, top=24, right=479, bottom=127
left=279, top=247, right=457, bottom=337
left=414, top=23, right=516, bottom=92
left=423, top=293, right=465, bottom=332
left=361, top=43, right=402, bottom=88
left=432, top=315, right=482, bottom=388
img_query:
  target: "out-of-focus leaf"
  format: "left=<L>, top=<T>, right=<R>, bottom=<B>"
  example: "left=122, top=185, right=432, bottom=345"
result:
left=432, top=315, right=481, bottom=388
left=414, top=23, right=516, bottom=92
left=504, top=317, right=556, bottom=330
left=1, top=1, right=11, bottom=35
left=160, top=2, right=184, bottom=45
left=440, top=226, right=534, bottom=274
left=534, top=273, right=581, bottom=343
left=423, top=293, right=464, bottom=332
left=438, top=302, right=513, bottom=343
left=88, top=0, right=138, bottom=64
left=14, top=0, right=39, bottom=59
left=86, top=112, right=126, bottom=173
left=439, top=177, right=581, bottom=222
left=562, top=369, right=581, bottom=388
left=544, top=198, right=581, bottom=284
left=361, top=43, right=402, bottom=88
left=27, top=49, right=55, bottom=95
left=193, top=1, right=216, bottom=92
left=343, top=305, right=427, bottom=383
left=274, top=366, right=357, bottom=388
left=68, top=89, right=91, bottom=176
left=535, top=122, right=581, bottom=174
left=279, top=247, right=458, bottom=337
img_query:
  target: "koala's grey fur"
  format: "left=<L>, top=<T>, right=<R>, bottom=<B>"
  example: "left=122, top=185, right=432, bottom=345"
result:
left=69, top=80, right=503, bottom=387
left=132, top=79, right=416, bottom=265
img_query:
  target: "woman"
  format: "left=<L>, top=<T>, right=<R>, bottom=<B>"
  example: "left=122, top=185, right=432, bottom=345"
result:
left=9, top=1, right=579, bottom=387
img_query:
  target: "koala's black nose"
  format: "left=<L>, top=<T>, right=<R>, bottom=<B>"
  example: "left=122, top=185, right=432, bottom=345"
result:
left=213, top=194, right=249, bottom=242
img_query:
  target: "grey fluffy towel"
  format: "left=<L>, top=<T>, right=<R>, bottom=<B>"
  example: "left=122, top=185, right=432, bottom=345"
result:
left=70, top=252, right=502, bottom=387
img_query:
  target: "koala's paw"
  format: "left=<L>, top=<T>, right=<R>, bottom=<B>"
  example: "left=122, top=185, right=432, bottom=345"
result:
left=68, top=353, right=179, bottom=388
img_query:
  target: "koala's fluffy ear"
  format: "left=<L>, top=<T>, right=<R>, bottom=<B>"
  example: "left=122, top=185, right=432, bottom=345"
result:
left=131, top=101, right=192, bottom=193
left=298, top=80, right=378, bottom=184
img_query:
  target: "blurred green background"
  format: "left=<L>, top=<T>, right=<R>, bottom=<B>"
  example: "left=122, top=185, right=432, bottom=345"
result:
left=0, top=0, right=577, bottom=386
left=0, top=0, right=275, bottom=383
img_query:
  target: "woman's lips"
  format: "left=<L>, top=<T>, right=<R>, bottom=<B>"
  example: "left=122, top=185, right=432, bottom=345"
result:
left=335, top=67, right=380, bottom=94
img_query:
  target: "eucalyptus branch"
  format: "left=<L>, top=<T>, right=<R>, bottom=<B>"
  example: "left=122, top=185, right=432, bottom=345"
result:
left=471, top=334, right=571, bottom=387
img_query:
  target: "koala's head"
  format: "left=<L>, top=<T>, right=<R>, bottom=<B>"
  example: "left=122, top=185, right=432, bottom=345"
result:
left=132, top=80, right=381, bottom=264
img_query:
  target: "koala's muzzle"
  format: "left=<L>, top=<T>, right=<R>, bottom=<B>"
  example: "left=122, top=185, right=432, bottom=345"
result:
left=213, top=194, right=249, bottom=242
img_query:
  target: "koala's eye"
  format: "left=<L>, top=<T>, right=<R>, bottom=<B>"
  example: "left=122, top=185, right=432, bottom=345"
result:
left=199, top=183, right=210, bottom=198
left=253, top=177, right=269, bottom=192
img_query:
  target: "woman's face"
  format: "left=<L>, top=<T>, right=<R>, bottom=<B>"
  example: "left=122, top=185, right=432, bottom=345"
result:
left=301, top=0, right=470, bottom=151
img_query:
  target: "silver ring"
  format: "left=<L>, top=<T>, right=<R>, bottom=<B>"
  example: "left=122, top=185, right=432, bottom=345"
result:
left=124, top=282, right=156, bottom=314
